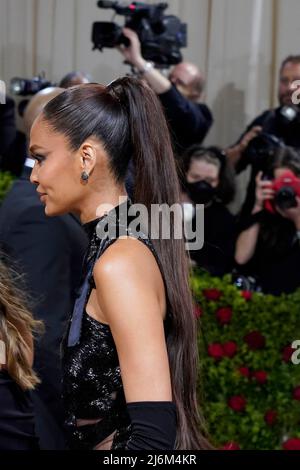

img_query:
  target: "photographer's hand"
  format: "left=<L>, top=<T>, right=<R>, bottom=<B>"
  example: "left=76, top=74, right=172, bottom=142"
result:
left=240, top=126, right=263, bottom=153
left=225, top=126, right=262, bottom=167
left=118, top=28, right=171, bottom=94
left=254, top=171, right=274, bottom=212
left=118, top=28, right=144, bottom=69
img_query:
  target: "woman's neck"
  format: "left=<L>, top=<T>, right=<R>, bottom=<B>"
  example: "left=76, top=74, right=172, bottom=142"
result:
left=78, top=188, right=128, bottom=224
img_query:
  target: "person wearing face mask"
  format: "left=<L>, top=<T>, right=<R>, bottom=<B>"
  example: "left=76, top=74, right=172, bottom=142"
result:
left=181, top=146, right=236, bottom=276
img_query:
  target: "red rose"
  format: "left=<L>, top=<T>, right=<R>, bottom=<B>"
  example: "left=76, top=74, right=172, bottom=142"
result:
left=203, top=288, right=222, bottom=301
left=208, top=343, right=224, bottom=360
left=241, top=290, right=252, bottom=301
left=221, top=442, right=240, bottom=450
left=252, top=370, right=268, bottom=384
left=228, top=395, right=247, bottom=412
left=223, top=341, right=237, bottom=358
left=264, top=410, right=277, bottom=426
left=282, top=438, right=300, bottom=450
left=238, top=366, right=250, bottom=378
left=244, top=330, right=266, bottom=350
left=216, top=307, right=232, bottom=325
left=282, top=345, right=295, bottom=363
left=194, top=304, right=203, bottom=319
left=292, top=386, right=300, bottom=401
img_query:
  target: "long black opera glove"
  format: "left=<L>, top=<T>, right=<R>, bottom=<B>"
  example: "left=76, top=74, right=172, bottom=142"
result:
left=125, top=401, right=177, bottom=450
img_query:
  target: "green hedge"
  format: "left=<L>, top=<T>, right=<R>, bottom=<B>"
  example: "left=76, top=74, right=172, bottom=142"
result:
left=0, top=171, right=15, bottom=203
left=192, top=270, right=300, bottom=450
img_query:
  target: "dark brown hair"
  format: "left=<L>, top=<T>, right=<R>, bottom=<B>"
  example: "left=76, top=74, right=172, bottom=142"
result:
left=280, top=55, right=300, bottom=72
left=268, top=146, right=300, bottom=177
left=42, top=77, right=212, bottom=449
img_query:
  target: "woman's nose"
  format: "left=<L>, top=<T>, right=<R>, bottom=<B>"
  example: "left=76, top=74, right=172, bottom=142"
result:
left=29, top=164, right=38, bottom=185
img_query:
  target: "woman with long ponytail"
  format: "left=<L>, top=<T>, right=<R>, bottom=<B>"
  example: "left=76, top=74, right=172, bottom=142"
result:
left=29, top=76, right=211, bottom=450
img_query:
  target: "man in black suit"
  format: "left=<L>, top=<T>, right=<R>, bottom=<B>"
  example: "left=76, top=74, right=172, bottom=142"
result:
left=0, top=88, right=88, bottom=449
left=0, top=94, right=28, bottom=176
left=0, top=95, right=17, bottom=163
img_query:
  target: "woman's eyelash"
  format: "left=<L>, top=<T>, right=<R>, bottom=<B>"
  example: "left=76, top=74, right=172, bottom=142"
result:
left=31, top=154, right=45, bottom=162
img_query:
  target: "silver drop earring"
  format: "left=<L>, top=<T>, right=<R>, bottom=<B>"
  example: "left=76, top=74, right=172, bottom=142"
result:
left=81, top=171, right=89, bottom=182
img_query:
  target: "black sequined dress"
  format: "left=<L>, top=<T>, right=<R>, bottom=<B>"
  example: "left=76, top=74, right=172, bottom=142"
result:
left=61, top=199, right=171, bottom=450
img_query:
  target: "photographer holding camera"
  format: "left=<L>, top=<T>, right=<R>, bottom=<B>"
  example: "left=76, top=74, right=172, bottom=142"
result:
left=235, top=146, right=300, bottom=295
left=117, top=28, right=213, bottom=154
left=226, top=55, right=300, bottom=216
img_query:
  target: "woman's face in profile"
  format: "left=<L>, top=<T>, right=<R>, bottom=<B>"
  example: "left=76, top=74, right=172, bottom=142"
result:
left=29, top=116, right=81, bottom=217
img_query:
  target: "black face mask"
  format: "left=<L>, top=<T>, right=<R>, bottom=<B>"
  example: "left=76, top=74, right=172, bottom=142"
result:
left=185, top=180, right=216, bottom=205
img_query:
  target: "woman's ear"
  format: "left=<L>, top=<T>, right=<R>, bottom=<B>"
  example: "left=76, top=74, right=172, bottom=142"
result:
left=79, top=141, right=98, bottom=174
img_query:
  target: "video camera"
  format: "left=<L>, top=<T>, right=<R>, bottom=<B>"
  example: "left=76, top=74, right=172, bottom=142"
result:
left=9, top=74, right=55, bottom=117
left=92, top=1, right=187, bottom=66
left=265, top=169, right=300, bottom=214
left=10, top=75, right=53, bottom=97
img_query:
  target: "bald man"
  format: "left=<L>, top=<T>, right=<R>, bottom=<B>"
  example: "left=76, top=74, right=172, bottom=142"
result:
left=169, top=62, right=205, bottom=102
left=118, top=28, right=213, bottom=154
left=23, top=87, right=63, bottom=137
left=59, top=71, right=91, bottom=88
left=0, top=88, right=88, bottom=449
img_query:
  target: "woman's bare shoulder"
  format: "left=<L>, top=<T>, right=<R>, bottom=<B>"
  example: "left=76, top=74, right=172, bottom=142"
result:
left=94, top=236, right=160, bottom=282
left=93, top=237, right=166, bottom=325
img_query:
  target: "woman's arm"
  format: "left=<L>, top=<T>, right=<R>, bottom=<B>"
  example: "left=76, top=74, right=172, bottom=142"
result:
left=235, top=209, right=261, bottom=265
left=93, top=237, right=176, bottom=449
left=235, top=172, right=274, bottom=265
left=93, top=237, right=171, bottom=402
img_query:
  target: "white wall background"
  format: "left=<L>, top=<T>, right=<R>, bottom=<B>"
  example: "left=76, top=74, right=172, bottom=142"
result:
left=0, top=0, right=299, bottom=148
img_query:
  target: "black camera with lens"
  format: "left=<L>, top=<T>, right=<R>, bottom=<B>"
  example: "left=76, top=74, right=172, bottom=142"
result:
left=241, top=105, right=300, bottom=172
left=92, top=1, right=187, bottom=66
left=9, top=74, right=55, bottom=117
left=242, top=132, right=285, bottom=173
left=10, top=75, right=53, bottom=97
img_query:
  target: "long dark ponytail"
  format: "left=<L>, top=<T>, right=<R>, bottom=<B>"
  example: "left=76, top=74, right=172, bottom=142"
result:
left=109, top=78, right=212, bottom=449
left=42, top=77, right=212, bottom=449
